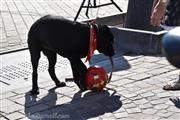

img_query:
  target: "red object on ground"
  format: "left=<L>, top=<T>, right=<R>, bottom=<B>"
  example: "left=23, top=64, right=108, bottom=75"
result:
left=86, top=66, right=108, bottom=91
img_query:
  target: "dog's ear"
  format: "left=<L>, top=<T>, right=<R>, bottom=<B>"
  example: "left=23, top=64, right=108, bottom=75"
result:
left=99, top=25, right=114, bottom=42
left=97, top=25, right=115, bottom=57
left=105, top=25, right=114, bottom=42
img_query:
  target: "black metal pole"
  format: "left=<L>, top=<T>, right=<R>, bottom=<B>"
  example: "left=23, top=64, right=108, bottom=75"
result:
left=111, top=0, right=123, bottom=12
left=85, top=0, right=91, bottom=18
left=74, top=0, right=86, bottom=21
left=74, top=0, right=123, bottom=21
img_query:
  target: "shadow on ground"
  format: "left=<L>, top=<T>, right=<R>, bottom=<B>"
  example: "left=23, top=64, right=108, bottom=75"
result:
left=170, top=97, right=180, bottom=109
left=90, top=52, right=131, bottom=73
left=24, top=87, right=122, bottom=120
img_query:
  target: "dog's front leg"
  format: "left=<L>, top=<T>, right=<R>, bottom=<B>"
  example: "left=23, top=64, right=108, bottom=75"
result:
left=69, top=58, right=87, bottom=91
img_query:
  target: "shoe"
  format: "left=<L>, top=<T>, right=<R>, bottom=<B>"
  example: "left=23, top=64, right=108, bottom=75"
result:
left=163, top=81, right=180, bottom=91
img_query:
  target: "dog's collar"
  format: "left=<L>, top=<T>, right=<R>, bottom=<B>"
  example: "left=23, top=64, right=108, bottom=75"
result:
left=85, top=24, right=97, bottom=63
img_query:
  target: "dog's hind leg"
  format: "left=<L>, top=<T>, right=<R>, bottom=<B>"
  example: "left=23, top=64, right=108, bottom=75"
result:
left=43, top=50, right=66, bottom=87
left=29, top=46, right=41, bottom=95
left=69, top=58, right=87, bottom=91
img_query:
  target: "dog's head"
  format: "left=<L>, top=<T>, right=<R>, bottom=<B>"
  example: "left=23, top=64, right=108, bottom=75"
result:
left=96, top=25, right=115, bottom=57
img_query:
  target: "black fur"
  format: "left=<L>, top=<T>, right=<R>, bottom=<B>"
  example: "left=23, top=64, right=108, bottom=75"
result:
left=28, top=15, right=114, bottom=95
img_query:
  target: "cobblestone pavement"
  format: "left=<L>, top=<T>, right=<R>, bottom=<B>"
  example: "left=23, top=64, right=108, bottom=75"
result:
left=1, top=0, right=180, bottom=120
left=0, top=50, right=180, bottom=120
left=0, top=0, right=128, bottom=54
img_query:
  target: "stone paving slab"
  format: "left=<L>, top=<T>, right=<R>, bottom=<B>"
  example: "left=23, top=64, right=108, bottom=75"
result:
left=1, top=0, right=180, bottom=119
left=0, top=51, right=180, bottom=120
left=0, top=49, right=72, bottom=93
left=0, top=0, right=128, bottom=54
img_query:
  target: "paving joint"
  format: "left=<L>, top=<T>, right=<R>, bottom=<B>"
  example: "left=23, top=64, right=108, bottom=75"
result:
left=1, top=0, right=180, bottom=120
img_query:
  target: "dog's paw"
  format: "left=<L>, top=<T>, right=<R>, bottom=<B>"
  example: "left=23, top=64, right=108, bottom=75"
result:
left=56, top=82, right=66, bottom=87
left=30, top=89, right=40, bottom=95
left=79, top=87, right=88, bottom=92
left=75, top=81, right=87, bottom=92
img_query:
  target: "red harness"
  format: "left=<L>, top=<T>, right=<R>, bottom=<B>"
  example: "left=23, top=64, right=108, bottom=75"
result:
left=84, top=22, right=114, bottom=91
left=85, top=23, right=97, bottom=63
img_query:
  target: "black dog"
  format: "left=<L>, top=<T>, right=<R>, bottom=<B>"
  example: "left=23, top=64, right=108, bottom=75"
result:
left=28, top=15, right=114, bottom=95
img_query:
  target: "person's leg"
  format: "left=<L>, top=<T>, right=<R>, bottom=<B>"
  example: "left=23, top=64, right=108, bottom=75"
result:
left=162, top=27, right=180, bottom=90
